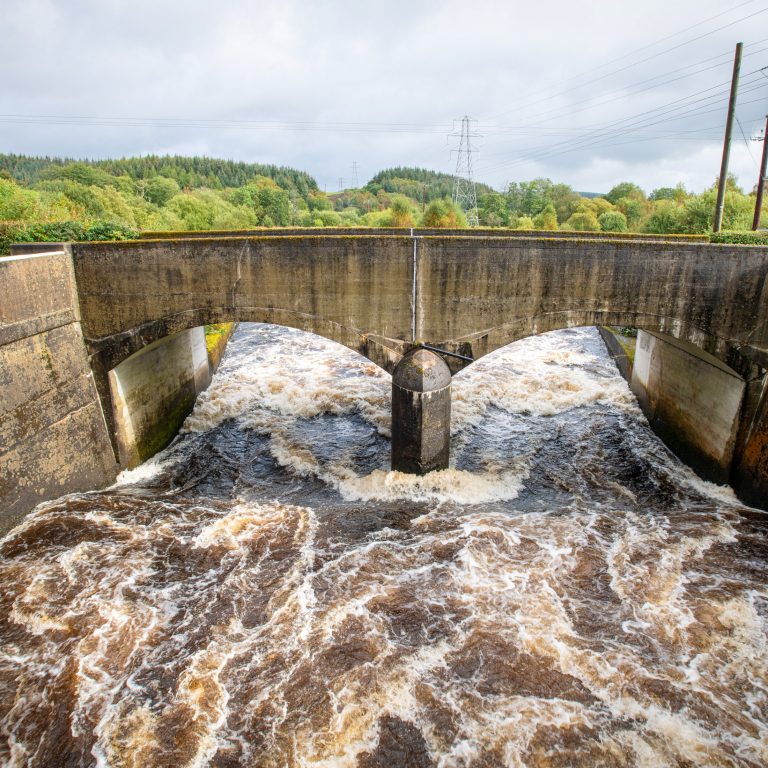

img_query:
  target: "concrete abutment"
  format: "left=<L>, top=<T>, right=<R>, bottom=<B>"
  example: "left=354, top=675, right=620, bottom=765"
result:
left=601, top=327, right=768, bottom=510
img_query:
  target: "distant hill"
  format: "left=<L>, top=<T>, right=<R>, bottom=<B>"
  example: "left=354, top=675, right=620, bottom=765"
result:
left=0, top=153, right=319, bottom=200
left=365, top=167, right=495, bottom=204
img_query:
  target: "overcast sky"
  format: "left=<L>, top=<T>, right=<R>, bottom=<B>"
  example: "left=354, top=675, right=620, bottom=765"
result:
left=2, top=0, right=767, bottom=194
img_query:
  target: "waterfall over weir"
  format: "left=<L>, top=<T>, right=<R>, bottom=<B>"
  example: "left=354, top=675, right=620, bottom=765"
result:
left=1, top=324, right=766, bottom=767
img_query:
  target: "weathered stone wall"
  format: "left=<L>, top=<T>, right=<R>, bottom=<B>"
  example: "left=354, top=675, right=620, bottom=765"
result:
left=109, top=327, right=212, bottom=468
left=0, top=250, right=118, bottom=534
left=599, top=329, right=768, bottom=510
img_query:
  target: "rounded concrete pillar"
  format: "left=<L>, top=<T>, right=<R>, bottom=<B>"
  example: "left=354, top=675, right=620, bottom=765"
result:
left=391, top=348, right=451, bottom=474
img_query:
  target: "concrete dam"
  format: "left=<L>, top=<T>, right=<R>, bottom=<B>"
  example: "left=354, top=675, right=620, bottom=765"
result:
left=3, top=228, right=768, bottom=765
left=1, top=229, right=767, bottom=530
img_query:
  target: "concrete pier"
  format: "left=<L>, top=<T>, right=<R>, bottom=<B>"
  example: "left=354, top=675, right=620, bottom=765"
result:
left=391, top=348, right=451, bottom=474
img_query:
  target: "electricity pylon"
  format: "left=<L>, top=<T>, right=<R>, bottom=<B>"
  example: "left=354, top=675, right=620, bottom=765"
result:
left=451, top=116, right=480, bottom=227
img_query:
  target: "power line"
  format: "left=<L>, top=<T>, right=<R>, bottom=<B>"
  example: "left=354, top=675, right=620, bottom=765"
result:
left=481, top=2, right=768, bottom=123
left=489, top=42, right=768, bottom=130
left=480, top=72, right=767, bottom=174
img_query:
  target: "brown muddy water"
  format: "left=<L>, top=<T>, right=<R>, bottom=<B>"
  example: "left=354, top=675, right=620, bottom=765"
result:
left=1, top=324, right=767, bottom=767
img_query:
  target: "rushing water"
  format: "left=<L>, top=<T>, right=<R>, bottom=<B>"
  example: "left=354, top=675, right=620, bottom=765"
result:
left=2, top=324, right=767, bottom=768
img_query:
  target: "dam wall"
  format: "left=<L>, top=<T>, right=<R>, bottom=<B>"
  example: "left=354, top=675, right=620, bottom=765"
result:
left=2, top=232, right=767, bottom=526
left=0, top=250, right=118, bottom=534
left=109, top=327, right=212, bottom=468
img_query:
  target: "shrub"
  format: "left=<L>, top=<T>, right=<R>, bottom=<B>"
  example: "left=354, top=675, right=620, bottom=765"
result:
left=709, top=231, right=768, bottom=245
left=563, top=211, right=600, bottom=231
left=598, top=211, right=628, bottom=232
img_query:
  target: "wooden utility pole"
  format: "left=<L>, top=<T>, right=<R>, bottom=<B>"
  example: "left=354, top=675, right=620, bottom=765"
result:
left=753, top=116, right=768, bottom=231
left=714, top=42, right=743, bottom=233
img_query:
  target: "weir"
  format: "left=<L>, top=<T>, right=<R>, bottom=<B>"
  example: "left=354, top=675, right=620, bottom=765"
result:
left=1, top=229, right=767, bottom=530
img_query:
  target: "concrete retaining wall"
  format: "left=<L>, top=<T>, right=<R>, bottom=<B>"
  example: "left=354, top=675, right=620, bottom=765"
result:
left=109, top=327, right=212, bottom=468
left=600, top=329, right=767, bottom=510
left=0, top=250, right=118, bottom=534
left=630, top=331, right=745, bottom=484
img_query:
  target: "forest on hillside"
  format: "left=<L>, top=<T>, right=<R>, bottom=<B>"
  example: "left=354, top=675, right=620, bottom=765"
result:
left=0, top=153, right=765, bottom=253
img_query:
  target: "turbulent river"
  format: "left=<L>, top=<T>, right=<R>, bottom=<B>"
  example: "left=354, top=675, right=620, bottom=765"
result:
left=2, top=324, right=767, bottom=768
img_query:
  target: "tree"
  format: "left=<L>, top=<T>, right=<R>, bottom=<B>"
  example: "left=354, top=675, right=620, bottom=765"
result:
left=642, top=200, right=685, bottom=234
left=388, top=195, right=416, bottom=227
left=564, top=211, right=600, bottom=231
left=0, top=178, right=39, bottom=221
left=615, top=197, right=647, bottom=229
left=550, top=183, right=582, bottom=223
left=514, top=216, right=534, bottom=230
left=650, top=183, right=689, bottom=204
left=591, top=197, right=615, bottom=217
left=506, top=178, right=553, bottom=217
left=605, top=182, right=645, bottom=205
left=142, top=176, right=180, bottom=206
left=598, top=211, right=627, bottom=232
left=420, top=198, right=467, bottom=228
left=478, top=192, right=509, bottom=227
left=533, top=203, right=558, bottom=230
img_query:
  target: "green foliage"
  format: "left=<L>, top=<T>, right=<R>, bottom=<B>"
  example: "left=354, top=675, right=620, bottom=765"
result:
left=0, top=220, right=138, bottom=255
left=641, top=201, right=686, bottom=234
left=605, top=182, right=646, bottom=204
left=82, top=221, right=139, bottom=241
left=513, top=216, right=534, bottom=230
left=420, top=198, right=467, bottom=228
left=1, top=153, right=762, bottom=243
left=506, top=178, right=553, bottom=217
left=532, top=203, right=558, bottom=230
left=0, top=178, right=39, bottom=220
left=564, top=211, right=601, bottom=231
left=388, top=195, right=416, bottom=227
left=709, top=231, right=768, bottom=245
left=549, top=184, right=582, bottom=224
left=0, top=153, right=318, bottom=203
left=366, top=167, right=493, bottom=210
left=680, top=189, right=753, bottom=233
left=40, top=162, right=118, bottom=188
left=615, top=197, right=647, bottom=228
left=478, top=192, right=510, bottom=227
left=598, top=211, right=627, bottom=232
left=649, top=184, right=688, bottom=203
left=141, top=176, right=180, bottom=206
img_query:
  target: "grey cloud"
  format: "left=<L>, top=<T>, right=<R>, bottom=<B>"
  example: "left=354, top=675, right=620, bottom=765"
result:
left=0, top=0, right=765, bottom=193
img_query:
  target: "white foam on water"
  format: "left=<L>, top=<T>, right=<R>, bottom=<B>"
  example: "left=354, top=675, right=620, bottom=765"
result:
left=3, top=324, right=767, bottom=767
